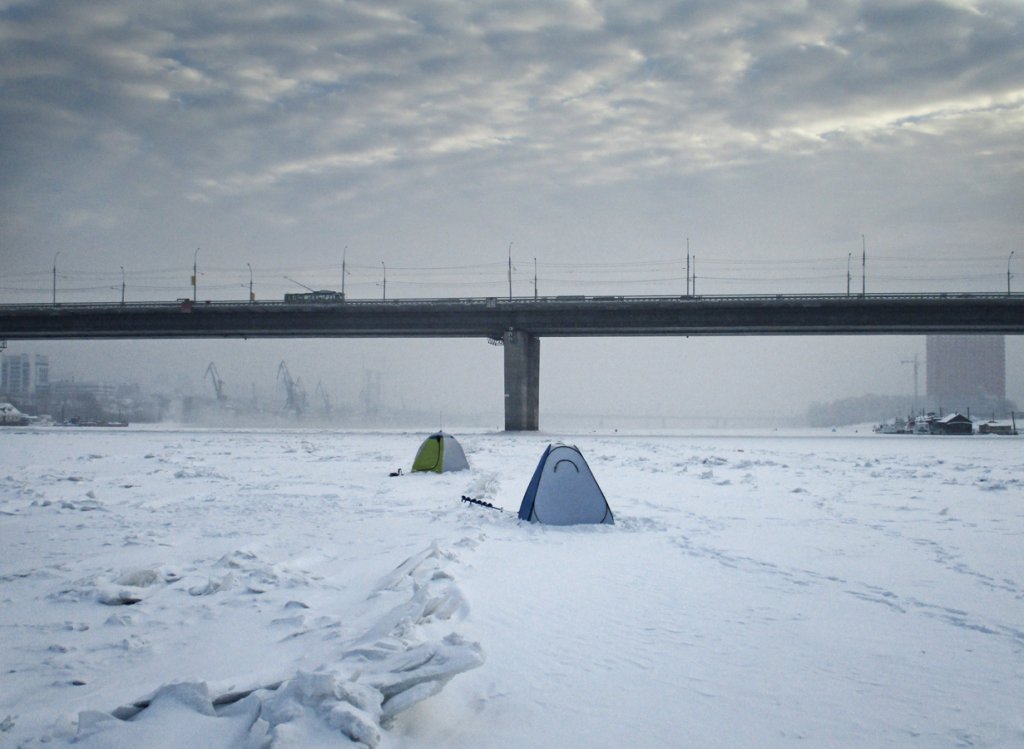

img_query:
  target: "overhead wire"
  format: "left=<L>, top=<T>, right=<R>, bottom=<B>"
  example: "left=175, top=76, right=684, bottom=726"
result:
left=2, top=252, right=1015, bottom=299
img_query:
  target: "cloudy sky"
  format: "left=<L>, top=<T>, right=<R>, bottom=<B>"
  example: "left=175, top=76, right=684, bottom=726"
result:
left=2, top=0, right=1022, bottom=421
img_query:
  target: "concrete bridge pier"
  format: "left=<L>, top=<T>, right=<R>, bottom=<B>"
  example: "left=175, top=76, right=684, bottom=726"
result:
left=503, top=330, right=540, bottom=431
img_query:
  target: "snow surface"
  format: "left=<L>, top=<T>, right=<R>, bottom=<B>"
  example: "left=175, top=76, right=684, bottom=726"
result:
left=1, top=426, right=1023, bottom=748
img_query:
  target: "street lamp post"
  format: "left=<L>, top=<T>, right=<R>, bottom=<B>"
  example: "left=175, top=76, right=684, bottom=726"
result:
left=1010, top=251, right=1016, bottom=295
left=381, top=260, right=386, bottom=301
left=341, top=245, right=348, bottom=298
left=686, top=237, right=691, bottom=297
left=846, top=252, right=851, bottom=296
left=121, top=266, right=125, bottom=305
left=52, top=251, right=61, bottom=305
left=247, top=263, right=254, bottom=302
left=861, top=235, right=866, bottom=296
left=193, top=247, right=200, bottom=302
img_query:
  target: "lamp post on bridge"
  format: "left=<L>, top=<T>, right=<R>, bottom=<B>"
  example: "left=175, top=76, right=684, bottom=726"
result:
left=247, top=263, right=254, bottom=303
left=52, top=251, right=61, bottom=305
left=847, top=252, right=851, bottom=296
left=192, top=248, right=200, bottom=303
left=120, top=266, right=125, bottom=305
left=686, top=237, right=691, bottom=297
left=861, top=235, right=866, bottom=296
left=1009, top=251, right=1016, bottom=296
left=381, top=260, right=386, bottom=301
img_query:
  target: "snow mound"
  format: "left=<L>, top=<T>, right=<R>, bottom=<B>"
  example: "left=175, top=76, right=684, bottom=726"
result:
left=63, top=540, right=483, bottom=748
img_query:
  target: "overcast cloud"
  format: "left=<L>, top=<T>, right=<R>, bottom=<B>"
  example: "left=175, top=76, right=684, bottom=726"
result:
left=1, top=1, right=1022, bottom=419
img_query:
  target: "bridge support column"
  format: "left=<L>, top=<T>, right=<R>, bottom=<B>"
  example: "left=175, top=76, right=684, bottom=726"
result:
left=503, top=330, right=539, bottom=431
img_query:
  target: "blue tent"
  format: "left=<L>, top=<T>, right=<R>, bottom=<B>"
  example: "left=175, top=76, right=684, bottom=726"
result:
left=518, top=444, right=614, bottom=525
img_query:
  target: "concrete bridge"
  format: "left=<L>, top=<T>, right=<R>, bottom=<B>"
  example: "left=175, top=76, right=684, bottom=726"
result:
left=3, top=293, right=1022, bottom=430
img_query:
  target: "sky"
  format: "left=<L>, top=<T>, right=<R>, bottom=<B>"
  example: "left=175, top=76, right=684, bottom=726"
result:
left=2, top=0, right=1023, bottom=421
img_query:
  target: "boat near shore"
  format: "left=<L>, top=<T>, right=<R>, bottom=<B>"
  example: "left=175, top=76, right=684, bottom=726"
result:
left=0, top=402, right=32, bottom=426
left=875, top=411, right=1018, bottom=435
left=58, top=417, right=130, bottom=427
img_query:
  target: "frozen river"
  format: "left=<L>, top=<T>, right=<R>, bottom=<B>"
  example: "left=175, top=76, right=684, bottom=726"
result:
left=2, top=426, right=1022, bottom=748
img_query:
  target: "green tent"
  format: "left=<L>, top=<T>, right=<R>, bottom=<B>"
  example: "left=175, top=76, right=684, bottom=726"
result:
left=412, top=431, right=470, bottom=473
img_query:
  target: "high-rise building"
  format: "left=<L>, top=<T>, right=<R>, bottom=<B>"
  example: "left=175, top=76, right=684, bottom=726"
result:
left=34, top=355, right=49, bottom=393
left=926, top=335, right=1005, bottom=410
left=1, top=353, right=49, bottom=398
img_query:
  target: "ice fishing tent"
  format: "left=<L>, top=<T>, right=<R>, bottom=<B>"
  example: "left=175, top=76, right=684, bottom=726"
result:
left=411, top=431, right=470, bottom=473
left=518, top=443, right=614, bottom=525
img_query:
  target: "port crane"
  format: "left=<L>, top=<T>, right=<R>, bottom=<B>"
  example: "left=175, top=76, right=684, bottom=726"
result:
left=204, top=362, right=227, bottom=403
left=901, top=354, right=921, bottom=411
left=277, top=361, right=306, bottom=417
left=314, top=381, right=332, bottom=416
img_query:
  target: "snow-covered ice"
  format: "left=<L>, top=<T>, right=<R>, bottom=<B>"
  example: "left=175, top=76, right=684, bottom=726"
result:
left=1, top=426, right=1023, bottom=748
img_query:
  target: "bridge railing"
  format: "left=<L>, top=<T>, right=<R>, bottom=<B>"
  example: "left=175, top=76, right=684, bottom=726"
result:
left=0, top=291, right=1021, bottom=312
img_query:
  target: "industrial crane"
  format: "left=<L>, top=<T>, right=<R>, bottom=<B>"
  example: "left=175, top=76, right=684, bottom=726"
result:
left=901, top=354, right=920, bottom=412
left=314, top=381, right=332, bottom=416
left=277, top=361, right=306, bottom=417
left=204, top=362, right=227, bottom=403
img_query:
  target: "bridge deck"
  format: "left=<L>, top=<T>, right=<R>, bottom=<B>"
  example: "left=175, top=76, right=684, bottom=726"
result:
left=2, top=293, right=1023, bottom=340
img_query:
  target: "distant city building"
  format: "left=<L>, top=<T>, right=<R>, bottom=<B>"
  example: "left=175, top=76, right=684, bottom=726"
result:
left=1, top=353, right=49, bottom=398
left=926, top=335, right=1005, bottom=411
left=50, top=380, right=120, bottom=403
left=0, top=352, right=165, bottom=421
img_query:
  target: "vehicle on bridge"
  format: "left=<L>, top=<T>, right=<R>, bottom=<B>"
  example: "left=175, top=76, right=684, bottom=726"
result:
left=283, top=290, right=345, bottom=303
